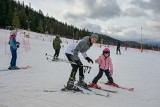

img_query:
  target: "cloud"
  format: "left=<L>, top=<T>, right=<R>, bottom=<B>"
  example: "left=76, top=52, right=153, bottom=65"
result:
left=131, top=0, right=160, bottom=14
left=145, top=20, right=160, bottom=32
left=123, top=7, right=146, bottom=17
left=82, top=23, right=102, bottom=33
left=107, top=26, right=125, bottom=34
left=62, top=0, right=122, bottom=21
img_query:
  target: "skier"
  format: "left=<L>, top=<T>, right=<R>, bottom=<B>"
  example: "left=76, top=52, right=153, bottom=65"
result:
left=52, top=35, right=62, bottom=60
left=65, top=33, right=99, bottom=91
left=88, top=47, right=118, bottom=89
left=8, top=30, right=20, bottom=70
left=116, top=41, right=121, bottom=55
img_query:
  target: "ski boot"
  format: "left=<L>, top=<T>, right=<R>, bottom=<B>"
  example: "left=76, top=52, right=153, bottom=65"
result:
left=88, top=83, right=101, bottom=89
left=52, top=57, right=56, bottom=61
left=13, top=66, right=20, bottom=70
left=76, top=76, right=88, bottom=88
left=8, top=66, right=15, bottom=70
left=105, top=82, right=119, bottom=87
left=55, top=57, right=59, bottom=60
left=65, top=79, right=82, bottom=92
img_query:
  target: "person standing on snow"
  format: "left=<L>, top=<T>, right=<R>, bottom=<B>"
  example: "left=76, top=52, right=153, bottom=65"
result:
left=8, top=30, right=20, bottom=70
left=65, top=33, right=99, bottom=91
left=52, top=35, right=62, bottom=60
left=88, top=48, right=118, bottom=89
left=116, top=41, right=121, bottom=55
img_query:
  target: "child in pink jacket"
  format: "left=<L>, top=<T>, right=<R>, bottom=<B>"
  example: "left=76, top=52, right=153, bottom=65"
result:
left=88, top=48, right=118, bottom=89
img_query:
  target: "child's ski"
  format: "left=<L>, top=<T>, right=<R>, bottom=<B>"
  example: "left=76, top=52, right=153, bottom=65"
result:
left=76, top=85, right=111, bottom=97
left=100, top=82, right=134, bottom=91
left=89, top=86, right=118, bottom=93
left=0, top=65, right=32, bottom=71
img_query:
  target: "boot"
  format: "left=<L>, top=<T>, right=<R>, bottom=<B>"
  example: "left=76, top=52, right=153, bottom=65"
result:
left=77, top=76, right=88, bottom=88
left=13, top=66, right=20, bottom=69
left=88, top=83, right=101, bottom=89
left=8, top=66, right=15, bottom=70
left=110, top=83, right=119, bottom=87
left=105, top=82, right=119, bottom=87
left=52, top=57, right=55, bottom=61
left=66, top=78, right=82, bottom=91
left=66, top=79, right=74, bottom=89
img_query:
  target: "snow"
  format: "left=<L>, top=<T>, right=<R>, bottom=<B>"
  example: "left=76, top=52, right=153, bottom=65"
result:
left=0, top=29, right=160, bottom=107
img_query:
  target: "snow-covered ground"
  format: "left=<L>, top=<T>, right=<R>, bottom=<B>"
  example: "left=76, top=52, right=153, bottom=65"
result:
left=0, top=29, right=160, bottom=107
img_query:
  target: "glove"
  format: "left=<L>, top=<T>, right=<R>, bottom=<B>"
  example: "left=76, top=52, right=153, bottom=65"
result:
left=85, top=57, right=93, bottom=64
left=17, top=44, right=19, bottom=48
left=16, top=42, right=20, bottom=48
left=75, top=59, right=83, bottom=67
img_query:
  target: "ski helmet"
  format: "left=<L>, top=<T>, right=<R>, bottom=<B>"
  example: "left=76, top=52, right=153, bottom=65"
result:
left=103, top=48, right=110, bottom=55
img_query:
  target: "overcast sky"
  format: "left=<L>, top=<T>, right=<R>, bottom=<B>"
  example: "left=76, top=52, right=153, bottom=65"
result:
left=16, top=0, right=160, bottom=43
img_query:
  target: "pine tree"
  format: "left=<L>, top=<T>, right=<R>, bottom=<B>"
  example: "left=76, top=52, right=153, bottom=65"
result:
left=37, top=20, right=43, bottom=33
left=0, top=0, right=6, bottom=27
left=12, top=7, right=21, bottom=29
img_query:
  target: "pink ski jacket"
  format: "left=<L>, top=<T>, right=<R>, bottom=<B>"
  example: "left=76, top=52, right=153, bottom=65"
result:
left=95, top=54, right=113, bottom=75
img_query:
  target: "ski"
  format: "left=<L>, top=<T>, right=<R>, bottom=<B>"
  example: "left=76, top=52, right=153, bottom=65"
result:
left=75, top=83, right=92, bottom=92
left=46, top=57, right=68, bottom=62
left=75, top=82, right=116, bottom=93
left=75, top=84, right=110, bottom=97
left=100, top=82, right=134, bottom=91
left=63, top=86, right=110, bottom=97
left=43, top=86, right=83, bottom=93
left=0, top=65, right=32, bottom=71
left=43, top=90, right=58, bottom=92
left=44, top=85, right=109, bottom=97
left=61, top=85, right=83, bottom=92
left=89, top=86, right=118, bottom=93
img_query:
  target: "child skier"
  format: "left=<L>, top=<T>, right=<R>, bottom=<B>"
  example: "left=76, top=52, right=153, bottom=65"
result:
left=88, top=47, right=118, bottom=89
left=8, top=30, right=20, bottom=70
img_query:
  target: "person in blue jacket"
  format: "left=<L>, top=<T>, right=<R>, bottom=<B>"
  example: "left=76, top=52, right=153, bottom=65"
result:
left=8, top=30, right=20, bottom=70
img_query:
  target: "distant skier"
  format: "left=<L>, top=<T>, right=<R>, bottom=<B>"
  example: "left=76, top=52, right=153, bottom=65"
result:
left=65, top=33, right=99, bottom=91
left=89, top=48, right=118, bottom=89
left=116, top=41, right=121, bottom=55
left=125, top=41, right=128, bottom=51
left=52, top=35, right=62, bottom=60
left=8, top=30, right=20, bottom=70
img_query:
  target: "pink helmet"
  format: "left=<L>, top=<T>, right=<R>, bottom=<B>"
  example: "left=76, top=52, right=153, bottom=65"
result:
left=103, top=48, right=110, bottom=55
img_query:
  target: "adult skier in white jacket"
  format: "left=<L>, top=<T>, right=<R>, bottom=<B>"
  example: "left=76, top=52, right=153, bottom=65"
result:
left=65, top=33, right=99, bottom=90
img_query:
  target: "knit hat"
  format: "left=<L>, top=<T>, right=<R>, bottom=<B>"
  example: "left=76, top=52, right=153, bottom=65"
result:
left=90, top=33, right=98, bottom=40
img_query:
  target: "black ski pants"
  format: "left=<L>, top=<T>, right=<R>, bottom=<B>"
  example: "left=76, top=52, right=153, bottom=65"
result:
left=92, top=68, right=113, bottom=84
left=65, top=53, right=84, bottom=80
left=116, top=47, right=121, bottom=55
left=54, top=49, right=60, bottom=58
